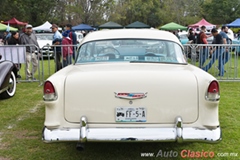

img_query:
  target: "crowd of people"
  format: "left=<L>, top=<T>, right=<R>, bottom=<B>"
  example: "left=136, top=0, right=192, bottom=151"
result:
left=0, top=23, right=237, bottom=79
left=0, top=23, right=85, bottom=80
left=185, top=25, right=232, bottom=76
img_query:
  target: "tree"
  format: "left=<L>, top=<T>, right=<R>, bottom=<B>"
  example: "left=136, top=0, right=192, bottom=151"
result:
left=202, top=0, right=240, bottom=24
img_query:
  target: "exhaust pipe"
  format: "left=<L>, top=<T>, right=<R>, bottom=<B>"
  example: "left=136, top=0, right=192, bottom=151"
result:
left=76, top=143, right=85, bottom=151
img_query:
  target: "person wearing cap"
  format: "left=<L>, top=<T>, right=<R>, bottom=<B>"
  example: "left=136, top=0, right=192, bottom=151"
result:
left=51, top=24, right=62, bottom=41
left=61, top=30, right=73, bottom=67
left=202, top=28, right=225, bottom=76
left=19, top=24, right=40, bottom=80
left=65, top=24, right=77, bottom=60
left=51, top=24, right=62, bottom=72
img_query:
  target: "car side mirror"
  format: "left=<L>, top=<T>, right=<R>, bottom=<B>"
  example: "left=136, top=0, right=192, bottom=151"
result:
left=0, top=54, right=2, bottom=60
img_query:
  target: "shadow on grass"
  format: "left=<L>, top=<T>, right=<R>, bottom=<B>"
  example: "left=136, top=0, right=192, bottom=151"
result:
left=49, top=141, right=199, bottom=160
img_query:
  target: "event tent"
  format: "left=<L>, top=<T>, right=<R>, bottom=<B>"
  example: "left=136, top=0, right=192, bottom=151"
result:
left=33, top=21, right=52, bottom=31
left=0, top=23, right=18, bottom=31
left=3, top=17, right=27, bottom=26
left=99, top=21, right=123, bottom=29
left=72, top=24, right=93, bottom=31
left=188, top=18, right=216, bottom=29
left=226, top=18, right=240, bottom=28
left=160, top=22, right=187, bottom=31
left=125, top=21, right=150, bottom=28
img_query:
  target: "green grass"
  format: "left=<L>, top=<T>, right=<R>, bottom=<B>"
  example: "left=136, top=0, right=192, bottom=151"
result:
left=0, top=82, right=239, bottom=160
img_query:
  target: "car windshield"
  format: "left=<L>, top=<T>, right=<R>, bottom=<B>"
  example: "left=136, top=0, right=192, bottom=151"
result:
left=76, top=39, right=186, bottom=64
left=36, top=34, right=53, bottom=40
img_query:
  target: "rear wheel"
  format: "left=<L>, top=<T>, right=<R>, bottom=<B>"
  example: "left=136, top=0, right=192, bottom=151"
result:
left=0, top=71, right=17, bottom=99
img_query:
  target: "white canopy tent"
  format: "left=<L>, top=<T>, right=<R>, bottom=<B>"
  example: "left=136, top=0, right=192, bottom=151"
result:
left=33, top=21, right=62, bottom=31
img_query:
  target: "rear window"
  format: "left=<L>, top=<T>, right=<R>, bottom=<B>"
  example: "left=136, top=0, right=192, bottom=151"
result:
left=76, top=39, right=186, bottom=64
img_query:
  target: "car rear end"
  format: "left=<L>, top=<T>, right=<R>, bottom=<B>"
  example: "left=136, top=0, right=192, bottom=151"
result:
left=42, top=64, right=221, bottom=143
left=42, top=29, right=221, bottom=144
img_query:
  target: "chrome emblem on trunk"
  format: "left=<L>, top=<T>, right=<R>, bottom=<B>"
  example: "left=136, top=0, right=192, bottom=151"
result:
left=114, top=92, right=148, bottom=99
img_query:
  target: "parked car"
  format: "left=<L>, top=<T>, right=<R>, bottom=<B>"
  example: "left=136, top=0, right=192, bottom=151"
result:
left=36, top=33, right=54, bottom=58
left=178, top=32, right=189, bottom=45
left=42, top=29, right=221, bottom=149
left=75, top=32, right=84, bottom=44
left=0, top=54, right=17, bottom=99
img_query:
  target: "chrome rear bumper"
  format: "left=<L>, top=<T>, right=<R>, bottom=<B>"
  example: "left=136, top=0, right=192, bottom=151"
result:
left=42, top=116, right=221, bottom=143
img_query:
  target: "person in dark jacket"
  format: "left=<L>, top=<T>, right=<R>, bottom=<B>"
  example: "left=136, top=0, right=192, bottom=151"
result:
left=188, top=28, right=196, bottom=43
left=7, top=31, right=21, bottom=78
left=7, top=31, right=20, bottom=45
left=202, top=28, right=225, bottom=76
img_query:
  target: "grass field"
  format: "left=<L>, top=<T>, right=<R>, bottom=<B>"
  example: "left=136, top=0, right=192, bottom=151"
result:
left=0, top=81, right=240, bottom=160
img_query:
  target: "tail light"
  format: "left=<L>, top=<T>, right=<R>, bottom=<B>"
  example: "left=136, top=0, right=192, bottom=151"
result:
left=43, top=81, right=57, bottom=101
left=206, top=80, right=220, bottom=101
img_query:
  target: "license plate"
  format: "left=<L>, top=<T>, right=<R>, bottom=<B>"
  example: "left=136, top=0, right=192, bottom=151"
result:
left=124, top=56, right=139, bottom=61
left=116, top=107, right=146, bottom=122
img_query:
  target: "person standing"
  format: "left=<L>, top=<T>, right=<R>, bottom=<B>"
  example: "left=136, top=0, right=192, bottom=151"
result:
left=19, top=24, right=40, bottom=80
left=202, top=28, right=224, bottom=76
left=65, top=24, right=77, bottom=60
left=7, top=31, right=20, bottom=45
left=219, top=26, right=230, bottom=66
left=196, top=26, right=209, bottom=68
left=61, top=30, right=73, bottom=67
left=187, top=28, right=196, bottom=43
left=51, top=24, right=62, bottom=72
left=3, top=31, right=11, bottom=45
left=7, top=31, right=22, bottom=78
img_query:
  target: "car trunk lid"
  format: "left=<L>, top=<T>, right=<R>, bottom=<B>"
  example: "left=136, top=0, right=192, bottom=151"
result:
left=64, top=63, right=198, bottom=124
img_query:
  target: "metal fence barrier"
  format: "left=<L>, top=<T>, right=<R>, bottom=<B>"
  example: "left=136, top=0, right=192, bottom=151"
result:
left=0, top=44, right=43, bottom=85
left=1, top=43, right=240, bottom=85
left=183, top=43, right=239, bottom=81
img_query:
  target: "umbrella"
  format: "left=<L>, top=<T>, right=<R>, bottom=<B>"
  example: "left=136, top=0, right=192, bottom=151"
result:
left=125, top=21, right=150, bottom=28
left=99, top=21, right=123, bottom=29
left=72, top=24, right=93, bottom=31
left=0, top=23, right=18, bottom=31
left=2, top=17, right=27, bottom=26
left=160, top=22, right=187, bottom=31
left=226, top=18, right=240, bottom=28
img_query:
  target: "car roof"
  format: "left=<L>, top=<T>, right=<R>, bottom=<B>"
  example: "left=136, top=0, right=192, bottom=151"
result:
left=82, top=29, right=182, bottom=46
left=35, top=33, right=53, bottom=35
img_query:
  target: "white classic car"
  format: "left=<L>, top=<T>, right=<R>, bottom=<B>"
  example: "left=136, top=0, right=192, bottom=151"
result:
left=35, top=33, right=54, bottom=58
left=42, top=29, right=221, bottom=149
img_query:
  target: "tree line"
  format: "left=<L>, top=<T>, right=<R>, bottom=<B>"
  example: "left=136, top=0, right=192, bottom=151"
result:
left=0, top=0, right=239, bottom=28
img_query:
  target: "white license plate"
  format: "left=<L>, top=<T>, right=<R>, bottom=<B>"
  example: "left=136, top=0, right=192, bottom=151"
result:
left=116, top=107, right=146, bottom=122
left=124, top=56, right=139, bottom=61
